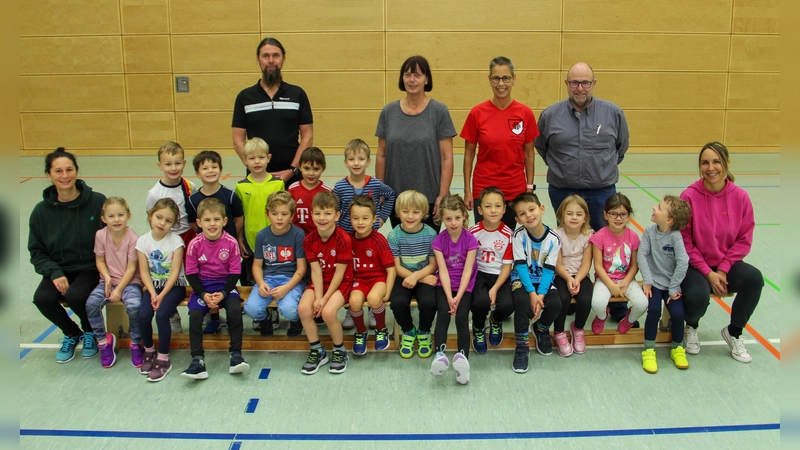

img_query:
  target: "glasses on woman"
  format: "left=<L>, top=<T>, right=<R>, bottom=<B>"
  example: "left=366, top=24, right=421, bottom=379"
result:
left=490, top=76, right=513, bottom=84
left=568, top=80, right=594, bottom=88
left=607, top=212, right=629, bottom=219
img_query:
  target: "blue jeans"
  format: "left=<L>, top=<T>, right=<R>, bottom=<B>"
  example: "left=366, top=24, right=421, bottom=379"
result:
left=85, top=282, right=143, bottom=344
left=547, top=185, right=616, bottom=233
left=645, top=286, right=684, bottom=344
left=244, top=274, right=305, bottom=322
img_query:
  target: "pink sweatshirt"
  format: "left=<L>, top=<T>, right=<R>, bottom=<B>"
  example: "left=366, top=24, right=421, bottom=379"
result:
left=680, top=179, right=754, bottom=276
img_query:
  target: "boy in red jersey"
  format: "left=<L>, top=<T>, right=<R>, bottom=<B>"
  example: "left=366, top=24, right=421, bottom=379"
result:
left=287, top=147, right=332, bottom=236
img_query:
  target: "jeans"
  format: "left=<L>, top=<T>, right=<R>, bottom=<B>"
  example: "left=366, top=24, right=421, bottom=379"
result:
left=139, top=286, right=187, bottom=354
left=645, top=286, right=684, bottom=343
left=548, top=184, right=616, bottom=233
left=85, top=282, right=143, bottom=344
left=32, top=270, right=99, bottom=337
left=244, top=274, right=305, bottom=322
left=680, top=262, right=763, bottom=329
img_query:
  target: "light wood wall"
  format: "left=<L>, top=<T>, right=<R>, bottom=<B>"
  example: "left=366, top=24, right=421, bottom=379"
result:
left=20, top=0, right=779, bottom=156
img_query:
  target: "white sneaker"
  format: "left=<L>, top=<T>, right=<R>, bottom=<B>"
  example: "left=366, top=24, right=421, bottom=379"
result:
left=452, top=351, right=470, bottom=385
left=252, top=319, right=261, bottom=330
left=721, top=327, right=752, bottom=363
left=430, top=351, right=450, bottom=376
left=683, top=325, right=700, bottom=354
left=368, top=310, right=376, bottom=329
left=169, top=313, right=183, bottom=334
left=342, top=310, right=355, bottom=329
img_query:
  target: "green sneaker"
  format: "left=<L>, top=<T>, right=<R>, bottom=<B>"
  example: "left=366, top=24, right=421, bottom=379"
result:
left=399, top=329, right=416, bottom=359
left=416, top=332, right=433, bottom=358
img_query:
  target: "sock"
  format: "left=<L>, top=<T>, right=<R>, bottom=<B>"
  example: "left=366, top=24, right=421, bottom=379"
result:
left=372, top=304, right=387, bottom=329
left=515, top=332, right=529, bottom=347
left=536, top=322, right=549, bottom=333
left=686, top=322, right=698, bottom=329
left=333, top=343, right=346, bottom=354
left=671, top=341, right=681, bottom=349
left=351, top=309, right=366, bottom=333
left=97, top=336, right=108, bottom=346
left=144, top=346, right=155, bottom=352
left=644, top=340, right=656, bottom=350
left=156, top=353, right=169, bottom=362
left=310, top=341, right=323, bottom=352
left=728, top=324, right=743, bottom=339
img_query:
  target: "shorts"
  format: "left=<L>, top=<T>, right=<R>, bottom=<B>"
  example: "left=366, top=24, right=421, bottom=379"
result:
left=351, top=276, right=387, bottom=297
left=307, top=279, right=353, bottom=301
left=188, top=280, right=240, bottom=314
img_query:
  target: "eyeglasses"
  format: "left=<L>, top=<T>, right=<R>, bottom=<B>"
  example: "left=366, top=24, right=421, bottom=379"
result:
left=403, top=72, right=424, bottom=79
left=490, top=76, right=513, bottom=84
left=607, top=212, right=629, bottom=219
left=567, top=80, right=594, bottom=88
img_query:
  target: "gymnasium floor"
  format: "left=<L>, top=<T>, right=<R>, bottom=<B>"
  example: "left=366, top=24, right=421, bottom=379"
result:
left=19, top=153, right=780, bottom=449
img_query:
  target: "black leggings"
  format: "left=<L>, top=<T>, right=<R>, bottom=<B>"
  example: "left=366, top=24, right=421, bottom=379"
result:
left=471, top=272, right=514, bottom=330
left=389, top=278, right=437, bottom=334
left=510, top=283, right=561, bottom=333
left=189, top=295, right=244, bottom=357
left=139, top=286, right=187, bottom=354
left=644, top=286, right=684, bottom=343
left=552, top=276, right=592, bottom=332
left=434, top=287, right=472, bottom=356
left=680, top=262, right=763, bottom=329
left=32, top=270, right=99, bottom=337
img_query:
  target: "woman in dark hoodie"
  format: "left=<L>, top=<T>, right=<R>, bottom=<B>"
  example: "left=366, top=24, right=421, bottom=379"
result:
left=29, top=147, right=106, bottom=363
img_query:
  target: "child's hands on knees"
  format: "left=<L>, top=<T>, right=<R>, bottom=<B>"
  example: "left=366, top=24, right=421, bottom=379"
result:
left=488, top=286, right=498, bottom=307
left=402, top=273, right=418, bottom=289
left=104, top=276, right=113, bottom=297
left=270, top=285, right=290, bottom=300
left=257, top=281, right=271, bottom=297
left=529, top=292, right=544, bottom=320
left=643, top=284, right=652, bottom=298
left=667, top=292, right=681, bottom=303
left=109, top=287, right=123, bottom=303
left=419, top=275, right=438, bottom=286
left=568, top=277, right=579, bottom=295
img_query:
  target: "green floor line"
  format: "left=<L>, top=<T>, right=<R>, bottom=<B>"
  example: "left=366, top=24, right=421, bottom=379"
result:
left=764, top=277, right=780, bottom=293
left=756, top=223, right=780, bottom=226
left=622, top=175, right=660, bottom=202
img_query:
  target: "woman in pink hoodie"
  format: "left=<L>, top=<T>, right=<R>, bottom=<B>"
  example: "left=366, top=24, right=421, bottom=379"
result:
left=679, top=142, right=763, bottom=364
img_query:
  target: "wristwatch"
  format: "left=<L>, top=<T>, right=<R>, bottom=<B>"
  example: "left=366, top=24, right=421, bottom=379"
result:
left=290, top=166, right=301, bottom=177
left=526, top=184, right=536, bottom=191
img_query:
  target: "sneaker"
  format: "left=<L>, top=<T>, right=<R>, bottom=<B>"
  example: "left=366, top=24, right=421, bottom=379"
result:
left=618, top=309, right=635, bottom=334
left=252, top=319, right=261, bottom=330
left=399, top=331, right=416, bottom=359
left=180, top=357, right=208, bottom=380
left=671, top=346, right=690, bottom=369
left=532, top=323, right=553, bottom=356
left=554, top=331, right=573, bottom=357
left=81, top=332, right=98, bottom=358
left=683, top=325, right=700, bottom=354
left=229, top=352, right=250, bottom=374
left=329, top=348, right=349, bottom=374
left=203, top=319, right=221, bottom=334
left=314, top=316, right=325, bottom=325
left=147, top=358, right=172, bottom=382
left=430, top=351, right=450, bottom=375
left=353, top=331, right=368, bottom=356
left=259, top=318, right=274, bottom=338
left=513, top=345, right=530, bottom=373
left=374, top=327, right=390, bottom=351
left=170, top=312, right=183, bottom=334
left=99, top=333, right=117, bottom=368
left=570, top=321, right=586, bottom=354
left=55, top=335, right=79, bottom=363
left=140, top=349, right=156, bottom=375
left=368, top=309, right=376, bottom=329
left=472, top=328, right=488, bottom=354
left=301, top=348, right=329, bottom=375
left=721, top=327, right=752, bottom=363
left=452, top=351, right=470, bottom=385
left=591, top=309, right=609, bottom=335
left=416, top=332, right=433, bottom=358
left=488, top=319, right=503, bottom=347
left=130, top=342, right=144, bottom=368
left=642, top=349, right=658, bottom=374
left=342, top=310, right=355, bottom=329
left=287, top=320, right=303, bottom=338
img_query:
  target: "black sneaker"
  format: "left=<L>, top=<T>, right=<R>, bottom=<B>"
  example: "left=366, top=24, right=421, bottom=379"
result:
left=532, top=322, right=553, bottom=356
left=329, top=348, right=348, bottom=374
left=286, top=320, right=303, bottom=338
left=229, top=352, right=250, bottom=374
left=513, top=345, right=529, bottom=373
left=259, top=318, right=274, bottom=338
left=300, top=348, right=328, bottom=375
left=180, top=357, right=208, bottom=380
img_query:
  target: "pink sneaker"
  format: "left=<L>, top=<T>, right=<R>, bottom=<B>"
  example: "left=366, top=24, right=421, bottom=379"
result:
left=591, top=308, right=608, bottom=335
left=99, top=333, right=117, bottom=369
left=554, top=331, right=573, bottom=357
left=617, top=308, right=634, bottom=334
left=130, top=343, right=144, bottom=368
left=570, top=321, right=586, bottom=354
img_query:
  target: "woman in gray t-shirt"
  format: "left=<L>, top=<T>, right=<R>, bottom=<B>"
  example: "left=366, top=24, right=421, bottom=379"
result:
left=375, top=55, right=457, bottom=232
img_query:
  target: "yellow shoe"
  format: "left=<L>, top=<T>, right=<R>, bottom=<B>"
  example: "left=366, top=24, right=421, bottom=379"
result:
left=671, top=346, right=689, bottom=369
left=642, top=349, right=658, bottom=374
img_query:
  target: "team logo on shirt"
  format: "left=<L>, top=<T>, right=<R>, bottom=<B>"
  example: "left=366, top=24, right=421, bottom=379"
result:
left=366, top=249, right=373, bottom=257
left=330, top=249, right=337, bottom=257
left=509, top=119, right=524, bottom=135
left=279, top=247, right=294, bottom=261
left=219, top=248, right=230, bottom=261
left=263, top=245, right=276, bottom=262
left=493, top=239, right=504, bottom=251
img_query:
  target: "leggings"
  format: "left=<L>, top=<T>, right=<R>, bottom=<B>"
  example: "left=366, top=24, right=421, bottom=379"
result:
left=644, top=286, right=684, bottom=343
left=552, top=276, right=592, bottom=332
left=510, top=283, right=561, bottom=332
left=591, top=280, right=648, bottom=322
left=471, top=272, right=514, bottom=330
left=389, top=278, right=437, bottom=334
left=680, top=262, right=763, bottom=329
left=139, top=286, right=187, bottom=355
left=434, top=287, right=472, bottom=356
left=32, top=270, right=99, bottom=337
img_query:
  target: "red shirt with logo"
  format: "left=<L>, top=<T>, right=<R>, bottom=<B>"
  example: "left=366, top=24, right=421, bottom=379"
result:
left=287, top=180, right=332, bottom=236
left=303, top=226, right=354, bottom=285
left=468, top=221, right=514, bottom=276
left=351, top=230, right=394, bottom=279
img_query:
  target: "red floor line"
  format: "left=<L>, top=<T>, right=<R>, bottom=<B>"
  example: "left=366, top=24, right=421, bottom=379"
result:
left=20, top=177, right=33, bottom=184
left=712, top=296, right=780, bottom=360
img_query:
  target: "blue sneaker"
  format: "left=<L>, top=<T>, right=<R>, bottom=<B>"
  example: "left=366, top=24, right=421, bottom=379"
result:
left=203, top=319, right=221, bottom=334
left=374, top=327, right=390, bottom=351
left=472, top=328, right=488, bottom=354
left=353, top=331, right=367, bottom=356
left=488, top=318, right=503, bottom=346
left=81, top=332, right=99, bottom=359
left=56, top=335, right=79, bottom=363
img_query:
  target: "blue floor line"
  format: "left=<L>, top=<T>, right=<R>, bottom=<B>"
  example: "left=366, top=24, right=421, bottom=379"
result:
left=20, top=310, right=73, bottom=360
left=20, top=423, right=779, bottom=441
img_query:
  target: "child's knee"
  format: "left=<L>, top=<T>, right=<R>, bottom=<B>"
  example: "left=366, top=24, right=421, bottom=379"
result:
left=321, top=306, right=339, bottom=323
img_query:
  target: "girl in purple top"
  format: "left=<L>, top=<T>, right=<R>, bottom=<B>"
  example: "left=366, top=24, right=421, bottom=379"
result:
left=429, top=195, right=478, bottom=385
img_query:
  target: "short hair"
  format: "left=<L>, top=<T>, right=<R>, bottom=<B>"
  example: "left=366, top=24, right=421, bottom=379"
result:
left=193, top=150, right=223, bottom=172
left=298, top=146, right=326, bottom=169
left=604, top=192, right=633, bottom=215
left=700, top=141, right=735, bottom=183
left=477, top=186, right=505, bottom=206
left=267, top=191, right=296, bottom=215
left=350, top=194, right=376, bottom=216
left=242, top=137, right=269, bottom=157
left=197, top=198, right=227, bottom=219
left=394, top=190, right=429, bottom=218
left=435, top=194, right=469, bottom=227
left=489, top=56, right=514, bottom=75
left=44, top=147, right=78, bottom=174
left=312, top=191, right=338, bottom=212
left=398, top=55, right=433, bottom=92
left=101, top=196, right=131, bottom=216
left=511, top=192, right=543, bottom=212
left=257, top=37, right=285, bottom=56
left=157, top=141, right=184, bottom=159
left=147, top=198, right=179, bottom=225
left=344, top=138, right=370, bottom=159
left=555, top=195, right=592, bottom=236
left=663, top=195, right=691, bottom=231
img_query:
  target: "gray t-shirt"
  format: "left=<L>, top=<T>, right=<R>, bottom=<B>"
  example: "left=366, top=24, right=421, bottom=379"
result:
left=375, top=99, right=457, bottom=203
left=637, top=224, right=689, bottom=295
left=253, top=224, right=306, bottom=278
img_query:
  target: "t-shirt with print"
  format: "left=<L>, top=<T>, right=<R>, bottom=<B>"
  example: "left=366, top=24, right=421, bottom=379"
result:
left=287, top=180, right=332, bottom=236
left=136, top=231, right=187, bottom=289
left=589, top=226, right=640, bottom=282
left=512, top=225, right=561, bottom=293
left=351, top=230, right=394, bottom=279
left=187, top=185, right=244, bottom=239
left=145, top=178, right=195, bottom=235
left=185, top=231, right=242, bottom=281
left=303, top=226, right=354, bottom=286
left=387, top=224, right=437, bottom=272
left=469, top=221, right=513, bottom=276
left=254, top=224, right=306, bottom=278
left=95, top=227, right=142, bottom=286
left=555, top=228, right=593, bottom=277
left=432, top=228, right=479, bottom=293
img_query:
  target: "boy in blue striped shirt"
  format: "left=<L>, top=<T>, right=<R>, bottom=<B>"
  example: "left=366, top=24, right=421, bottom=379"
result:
left=334, top=139, right=395, bottom=234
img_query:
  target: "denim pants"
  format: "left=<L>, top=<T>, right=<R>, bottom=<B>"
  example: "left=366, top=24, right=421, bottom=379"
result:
left=85, top=281, right=143, bottom=344
left=547, top=185, right=616, bottom=233
left=244, top=274, right=306, bottom=322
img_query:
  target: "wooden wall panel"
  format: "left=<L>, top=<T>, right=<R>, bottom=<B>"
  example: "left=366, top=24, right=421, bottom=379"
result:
left=22, top=113, right=130, bottom=149
left=313, top=111, right=382, bottom=149
left=725, top=110, right=780, bottom=147
left=121, top=0, right=169, bottom=34
left=21, top=37, right=124, bottom=75
left=386, top=0, right=560, bottom=31
left=730, top=35, right=780, bottom=72
left=592, top=73, right=728, bottom=110
left=123, top=36, right=172, bottom=73
left=564, top=0, right=731, bottom=33
left=174, top=74, right=255, bottom=111
left=624, top=110, right=725, bottom=146
left=733, top=0, right=780, bottom=34
left=126, top=74, right=175, bottom=111
left=290, top=72, right=385, bottom=110
left=129, top=112, right=176, bottom=148
left=269, top=33, right=385, bottom=71
left=170, top=0, right=259, bottom=34
left=265, top=0, right=384, bottom=32
left=172, top=34, right=260, bottom=73
left=727, top=73, right=779, bottom=109
left=21, top=75, right=127, bottom=112
left=176, top=112, right=232, bottom=148
left=21, top=0, right=120, bottom=36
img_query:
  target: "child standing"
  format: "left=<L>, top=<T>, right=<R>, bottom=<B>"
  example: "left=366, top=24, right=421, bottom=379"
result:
left=236, top=137, right=285, bottom=285
left=468, top=187, right=515, bottom=354
left=429, top=195, right=478, bottom=385
left=137, top=198, right=188, bottom=382
left=387, top=190, right=439, bottom=359
left=288, top=146, right=331, bottom=236
left=589, top=193, right=648, bottom=335
left=510, top=192, right=562, bottom=373
left=638, top=195, right=691, bottom=373
left=244, top=191, right=307, bottom=339
left=553, top=195, right=594, bottom=356
left=85, top=197, right=143, bottom=369
left=181, top=198, right=249, bottom=380
left=297, top=191, right=355, bottom=375
left=348, top=195, right=396, bottom=355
